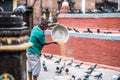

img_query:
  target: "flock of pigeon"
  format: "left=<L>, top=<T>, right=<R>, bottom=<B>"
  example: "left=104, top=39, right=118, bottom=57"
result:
left=38, top=53, right=120, bottom=80
left=67, top=27, right=115, bottom=34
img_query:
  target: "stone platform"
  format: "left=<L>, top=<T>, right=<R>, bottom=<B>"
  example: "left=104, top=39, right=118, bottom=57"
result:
left=27, top=54, right=120, bottom=80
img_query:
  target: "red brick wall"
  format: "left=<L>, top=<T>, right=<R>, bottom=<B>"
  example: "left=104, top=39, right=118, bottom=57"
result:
left=57, top=17, right=120, bottom=30
left=42, top=35, right=120, bottom=68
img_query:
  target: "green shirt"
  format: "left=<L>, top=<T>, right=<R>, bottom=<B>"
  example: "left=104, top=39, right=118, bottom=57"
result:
left=27, top=25, right=46, bottom=55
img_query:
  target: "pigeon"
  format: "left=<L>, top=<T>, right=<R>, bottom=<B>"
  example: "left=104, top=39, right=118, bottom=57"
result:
left=43, top=54, right=53, bottom=59
left=85, top=69, right=94, bottom=75
left=73, top=28, right=79, bottom=32
left=87, top=28, right=93, bottom=33
left=97, top=29, right=100, bottom=33
left=42, top=60, right=46, bottom=66
left=83, top=28, right=93, bottom=33
left=12, top=2, right=27, bottom=16
left=94, top=73, right=103, bottom=79
left=54, top=58, right=61, bottom=64
left=42, top=60, right=48, bottom=71
left=71, top=75, right=76, bottom=80
left=65, top=68, right=69, bottom=74
left=104, top=31, right=112, bottom=34
left=43, top=65, right=48, bottom=71
left=118, top=76, right=120, bottom=80
left=112, top=74, right=120, bottom=80
left=56, top=66, right=60, bottom=71
left=67, top=27, right=73, bottom=31
left=55, top=66, right=64, bottom=75
left=77, top=78, right=81, bottom=80
left=83, top=74, right=89, bottom=80
left=75, top=62, right=83, bottom=68
left=118, top=29, right=120, bottom=32
left=67, top=59, right=73, bottom=66
left=88, top=64, right=97, bottom=70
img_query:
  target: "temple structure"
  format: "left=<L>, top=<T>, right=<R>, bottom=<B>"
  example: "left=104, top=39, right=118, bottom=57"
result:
left=0, top=0, right=33, bottom=80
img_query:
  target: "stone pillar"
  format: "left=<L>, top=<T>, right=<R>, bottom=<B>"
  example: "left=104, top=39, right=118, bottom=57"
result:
left=81, top=0, right=86, bottom=14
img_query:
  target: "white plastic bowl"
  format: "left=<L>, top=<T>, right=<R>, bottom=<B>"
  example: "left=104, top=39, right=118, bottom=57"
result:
left=51, top=24, right=69, bottom=43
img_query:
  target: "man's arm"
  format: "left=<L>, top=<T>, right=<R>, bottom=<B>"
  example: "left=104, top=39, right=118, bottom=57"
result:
left=44, top=41, right=57, bottom=45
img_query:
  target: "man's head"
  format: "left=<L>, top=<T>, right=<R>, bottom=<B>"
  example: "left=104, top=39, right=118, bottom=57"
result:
left=38, top=17, right=49, bottom=30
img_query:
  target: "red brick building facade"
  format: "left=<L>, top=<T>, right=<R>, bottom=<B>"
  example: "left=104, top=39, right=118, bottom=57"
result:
left=18, top=0, right=102, bottom=24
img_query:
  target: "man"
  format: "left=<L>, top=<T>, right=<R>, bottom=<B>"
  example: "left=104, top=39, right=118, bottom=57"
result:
left=26, top=17, right=57, bottom=80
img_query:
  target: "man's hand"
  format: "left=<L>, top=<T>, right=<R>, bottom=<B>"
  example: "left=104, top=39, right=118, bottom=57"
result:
left=53, top=41, right=58, bottom=44
left=48, top=23, right=59, bottom=26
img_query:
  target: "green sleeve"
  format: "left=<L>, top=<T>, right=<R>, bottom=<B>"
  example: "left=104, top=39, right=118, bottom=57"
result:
left=38, top=32, right=46, bottom=44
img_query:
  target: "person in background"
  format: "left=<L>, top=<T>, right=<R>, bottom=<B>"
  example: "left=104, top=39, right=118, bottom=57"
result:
left=26, top=17, right=58, bottom=80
